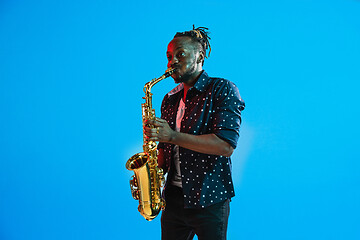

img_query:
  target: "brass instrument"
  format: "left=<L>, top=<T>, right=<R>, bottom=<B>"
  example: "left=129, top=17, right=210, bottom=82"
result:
left=126, top=68, right=176, bottom=221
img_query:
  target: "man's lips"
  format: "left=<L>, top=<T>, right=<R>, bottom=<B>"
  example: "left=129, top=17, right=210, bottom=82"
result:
left=171, top=65, right=180, bottom=70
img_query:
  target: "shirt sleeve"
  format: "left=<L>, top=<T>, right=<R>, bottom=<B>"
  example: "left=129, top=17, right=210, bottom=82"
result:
left=211, top=80, right=245, bottom=149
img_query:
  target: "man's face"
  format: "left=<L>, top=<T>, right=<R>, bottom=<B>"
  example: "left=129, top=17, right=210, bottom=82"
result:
left=166, top=37, right=202, bottom=84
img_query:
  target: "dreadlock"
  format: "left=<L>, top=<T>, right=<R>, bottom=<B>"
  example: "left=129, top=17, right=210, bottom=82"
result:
left=174, top=25, right=211, bottom=63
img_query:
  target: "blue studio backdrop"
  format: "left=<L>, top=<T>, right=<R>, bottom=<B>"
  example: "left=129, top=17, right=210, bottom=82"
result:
left=1, top=0, right=359, bottom=239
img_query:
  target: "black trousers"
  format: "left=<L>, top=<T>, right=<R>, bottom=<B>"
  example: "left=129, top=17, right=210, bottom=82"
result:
left=161, top=184, right=230, bottom=240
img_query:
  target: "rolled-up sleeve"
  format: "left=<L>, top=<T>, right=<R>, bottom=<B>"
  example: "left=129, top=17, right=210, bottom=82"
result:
left=212, top=81, right=245, bottom=149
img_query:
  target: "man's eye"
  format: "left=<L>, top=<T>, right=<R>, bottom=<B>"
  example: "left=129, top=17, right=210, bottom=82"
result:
left=177, top=52, right=185, bottom=58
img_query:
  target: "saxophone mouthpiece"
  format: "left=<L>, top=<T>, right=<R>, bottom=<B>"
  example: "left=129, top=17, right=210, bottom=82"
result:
left=165, top=68, right=177, bottom=77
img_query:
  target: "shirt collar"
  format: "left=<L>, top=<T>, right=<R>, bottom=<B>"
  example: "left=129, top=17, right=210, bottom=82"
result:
left=167, top=82, right=184, bottom=96
left=167, top=71, right=210, bottom=96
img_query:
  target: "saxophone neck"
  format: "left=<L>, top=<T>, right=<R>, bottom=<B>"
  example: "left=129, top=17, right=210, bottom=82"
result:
left=144, top=68, right=176, bottom=94
left=143, top=68, right=176, bottom=110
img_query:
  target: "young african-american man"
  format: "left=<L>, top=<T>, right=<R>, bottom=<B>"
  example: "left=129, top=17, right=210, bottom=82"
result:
left=144, top=26, right=245, bottom=240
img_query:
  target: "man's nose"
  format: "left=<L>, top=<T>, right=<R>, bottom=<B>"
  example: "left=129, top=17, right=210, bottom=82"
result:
left=169, top=56, right=179, bottom=66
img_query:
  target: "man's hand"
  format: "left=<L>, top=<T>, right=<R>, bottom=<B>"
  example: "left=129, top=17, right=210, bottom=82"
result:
left=144, top=117, right=175, bottom=143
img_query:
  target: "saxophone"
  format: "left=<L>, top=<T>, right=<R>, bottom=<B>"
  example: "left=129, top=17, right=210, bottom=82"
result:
left=126, top=68, right=176, bottom=221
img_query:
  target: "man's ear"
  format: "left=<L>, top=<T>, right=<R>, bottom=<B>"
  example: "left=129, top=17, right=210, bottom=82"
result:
left=197, top=51, right=204, bottom=64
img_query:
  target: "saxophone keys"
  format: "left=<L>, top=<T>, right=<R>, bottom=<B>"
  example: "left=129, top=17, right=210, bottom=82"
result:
left=132, top=190, right=140, bottom=200
left=130, top=176, right=140, bottom=200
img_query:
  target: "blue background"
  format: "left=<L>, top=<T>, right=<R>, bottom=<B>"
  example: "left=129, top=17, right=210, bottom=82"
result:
left=1, top=0, right=359, bottom=239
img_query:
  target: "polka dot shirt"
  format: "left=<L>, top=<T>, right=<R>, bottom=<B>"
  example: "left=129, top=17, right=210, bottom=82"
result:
left=158, top=71, right=245, bottom=208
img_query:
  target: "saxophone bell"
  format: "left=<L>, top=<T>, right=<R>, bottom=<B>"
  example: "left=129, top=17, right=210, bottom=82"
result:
left=126, top=151, right=165, bottom=221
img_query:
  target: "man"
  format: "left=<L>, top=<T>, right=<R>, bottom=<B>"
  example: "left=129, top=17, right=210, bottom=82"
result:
left=144, top=26, right=245, bottom=240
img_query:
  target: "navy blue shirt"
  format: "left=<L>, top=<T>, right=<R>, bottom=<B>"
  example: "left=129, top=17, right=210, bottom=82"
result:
left=158, top=71, right=245, bottom=208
